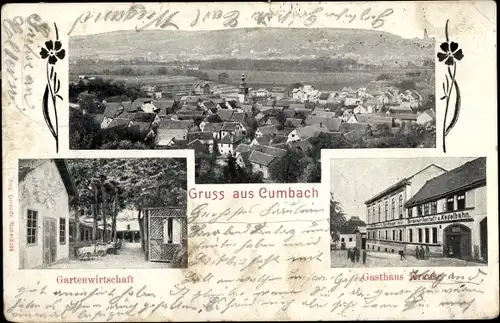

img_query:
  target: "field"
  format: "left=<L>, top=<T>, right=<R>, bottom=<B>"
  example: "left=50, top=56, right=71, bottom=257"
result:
left=70, top=60, right=434, bottom=93
left=203, top=69, right=378, bottom=92
left=69, top=74, right=200, bottom=85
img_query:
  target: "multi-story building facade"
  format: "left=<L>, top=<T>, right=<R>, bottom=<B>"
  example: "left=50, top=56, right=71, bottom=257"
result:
left=365, top=164, right=447, bottom=254
left=365, top=157, right=487, bottom=262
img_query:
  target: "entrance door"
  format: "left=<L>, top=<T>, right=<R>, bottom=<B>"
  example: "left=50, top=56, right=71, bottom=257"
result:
left=43, top=218, right=57, bottom=265
left=480, top=218, right=487, bottom=262
left=147, top=207, right=186, bottom=262
left=443, top=224, right=471, bottom=259
left=361, top=238, right=366, bottom=249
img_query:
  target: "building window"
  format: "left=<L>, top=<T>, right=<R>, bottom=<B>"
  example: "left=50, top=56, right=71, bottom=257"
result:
left=432, top=228, right=438, bottom=244
left=457, top=192, right=466, bottom=210
left=425, top=228, right=430, bottom=243
left=446, top=196, right=454, bottom=211
left=378, top=204, right=381, bottom=221
left=391, top=198, right=395, bottom=219
left=418, top=228, right=423, bottom=243
left=417, top=205, right=423, bottom=216
left=392, top=230, right=395, bottom=241
left=384, top=200, right=388, bottom=221
left=385, top=230, right=388, bottom=240
left=399, top=230, right=403, bottom=241
left=409, top=229, right=413, bottom=242
left=373, top=206, right=376, bottom=221
left=399, top=195, right=403, bottom=218
left=431, top=201, right=437, bottom=214
left=59, top=218, right=66, bottom=244
left=367, top=208, right=371, bottom=224
left=349, top=237, right=353, bottom=242
left=27, top=210, right=38, bottom=245
left=408, top=207, right=413, bottom=218
left=423, top=203, right=430, bottom=215
left=341, top=238, right=345, bottom=242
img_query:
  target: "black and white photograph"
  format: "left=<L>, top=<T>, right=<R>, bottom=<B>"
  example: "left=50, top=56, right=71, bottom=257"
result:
left=69, top=28, right=436, bottom=184
left=329, top=157, right=487, bottom=268
left=18, top=158, right=187, bottom=269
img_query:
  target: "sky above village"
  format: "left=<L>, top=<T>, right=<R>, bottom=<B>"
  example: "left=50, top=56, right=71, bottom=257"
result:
left=329, top=157, right=477, bottom=222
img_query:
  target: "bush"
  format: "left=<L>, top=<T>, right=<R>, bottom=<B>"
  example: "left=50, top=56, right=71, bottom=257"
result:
left=376, top=73, right=393, bottom=81
left=171, top=244, right=188, bottom=268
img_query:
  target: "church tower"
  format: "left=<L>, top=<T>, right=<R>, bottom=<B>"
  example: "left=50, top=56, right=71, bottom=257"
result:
left=423, top=28, right=429, bottom=40
left=238, top=73, right=249, bottom=103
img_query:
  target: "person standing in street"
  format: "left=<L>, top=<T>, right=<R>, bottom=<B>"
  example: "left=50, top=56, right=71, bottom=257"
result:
left=415, top=246, right=420, bottom=259
left=355, top=248, right=360, bottom=263
left=419, top=246, right=425, bottom=260
left=399, top=249, right=406, bottom=260
left=425, top=245, right=430, bottom=259
left=362, top=249, right=367, bottom=264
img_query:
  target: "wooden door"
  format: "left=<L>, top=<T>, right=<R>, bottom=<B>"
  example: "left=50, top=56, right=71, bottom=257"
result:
left=147, top=207, right=186, bottom=262
left=43, top=218, right=57, bottom=265
left=480, top=218, right=487, bottom=262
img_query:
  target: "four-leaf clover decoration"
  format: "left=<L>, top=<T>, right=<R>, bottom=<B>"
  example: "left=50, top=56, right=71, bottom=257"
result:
left=437, top=41, right=464, bottom=66
left=438, top=19, right=464, bottom=154
left=40, top=40, right=66, bottom=65
left=39, top=23, right=65, bottom=153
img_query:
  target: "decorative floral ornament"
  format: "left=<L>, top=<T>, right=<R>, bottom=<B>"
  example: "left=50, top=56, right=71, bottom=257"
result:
left=437, top=41, right=464, bottom=66
left=438, top=20, right=463, bottom=153
left=40, top=40, right=66, bottom=65
left=40, top=23, right=65, bottom=153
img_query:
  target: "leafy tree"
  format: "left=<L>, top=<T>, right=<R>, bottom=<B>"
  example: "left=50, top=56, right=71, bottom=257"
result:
left=218, top=72, right=231, bottom=84
left=100, top=140, right=150, bottom=150
left=246, top=118, right=259, bottom=140
left=297, top=158, right=321, bottom=183
left=309, top=132, right=353, bottom=160
left=69, top=108, right=102, bottom=149
left=374, top=123, right=392, bottom=137
left=275, top=111, right=287, bottom=130
left=157, top=66, right=168, bottom=75
left=77, top=91, right=101, bottom=114
left=285, top=82, right=303, bottom=97
left=419, top=94, right=435, bottom=112
left=195, top=148, right=219, bottom=183
left=329, top=194, right=347, bottom=242
left=269, top=149, right=302, bottom=183
left=67, top=158, right=187, bottom=251
left=376, top=73, right=393, bottom=81
left=222, top=155, right=240, bottom=183
left=393, top=80, right=417, bottom=91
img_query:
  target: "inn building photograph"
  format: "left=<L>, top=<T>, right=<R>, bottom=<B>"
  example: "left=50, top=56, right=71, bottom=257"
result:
left=330, top=157, right=488, bottom=268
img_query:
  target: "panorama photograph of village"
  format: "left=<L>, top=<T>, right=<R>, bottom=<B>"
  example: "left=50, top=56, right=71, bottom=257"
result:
left=69, top=28, right=436, bottom=183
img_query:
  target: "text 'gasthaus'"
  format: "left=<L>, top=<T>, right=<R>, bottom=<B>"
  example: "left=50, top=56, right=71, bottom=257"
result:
left=188, top=187, right=319, bottom=201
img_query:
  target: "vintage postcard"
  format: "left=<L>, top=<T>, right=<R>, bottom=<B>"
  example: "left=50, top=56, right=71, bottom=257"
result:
left=2, top=1, right=498, bottom=321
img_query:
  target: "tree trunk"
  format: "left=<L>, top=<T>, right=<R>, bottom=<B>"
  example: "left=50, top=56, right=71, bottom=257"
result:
left=138, top=209, right=145, bottom=252
left=102, top=185, right=107, bottom=242
left=92, top=188, right=97, bottom=252
left=75, top=208, right=80, bottom=243
left=112, top=195, right=118, bottom=241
